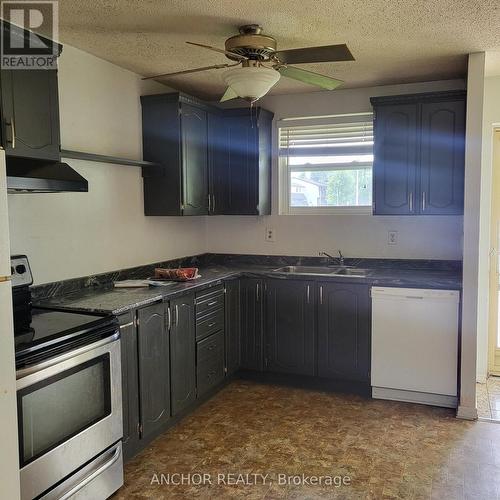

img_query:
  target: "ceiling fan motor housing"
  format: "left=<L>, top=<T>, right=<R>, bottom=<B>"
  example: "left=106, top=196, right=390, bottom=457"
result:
left=225, top=25, right=277, bottom=61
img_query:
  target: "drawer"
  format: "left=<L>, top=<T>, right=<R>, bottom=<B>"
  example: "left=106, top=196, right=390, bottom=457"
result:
left=196, top=287, right=224, bottom=317
left=197, top=330, right=224, bottom=364
left=197, top=354, right=224, bottom=398
left=196, top=308, right=224, bottom=340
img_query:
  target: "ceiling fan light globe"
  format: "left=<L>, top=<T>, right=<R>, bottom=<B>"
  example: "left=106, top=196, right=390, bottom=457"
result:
left=222, top=66, right=280, bottom=101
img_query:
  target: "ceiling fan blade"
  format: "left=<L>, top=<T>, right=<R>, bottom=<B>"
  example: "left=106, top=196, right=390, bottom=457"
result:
left=142, top=63, right=236, bottom=80
left=277, top=66, right=343, bottom=90
left=220, top=87, right=239, bottom=102
left=186, top=41, right=248, bottom=61
left=275, top=44, right=354, bottom=64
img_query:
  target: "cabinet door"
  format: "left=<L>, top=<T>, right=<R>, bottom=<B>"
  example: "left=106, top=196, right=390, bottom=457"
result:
left=181, top=103, right=208, bottom=215
left=1, top=69, right=60, bottom=161
left=373, top=104, right=418, bottom=215
left=137, top=303, right=170, bottom=440
left=208, top=111, right=230, bottom=215
left=419, top=100, right=465, bottom=215
left=170, top=295, right=196, bottom=415
left=225, top=280, right=241, bottom=375
left=118, top=312, right=140, bottom=461
left=265, top=279, right=315, bottom=376
left=317, top=283, right=371, bottom=382
left=240, top=278, right=264, bottom=370
left=224, top=114, right=259, bottom=215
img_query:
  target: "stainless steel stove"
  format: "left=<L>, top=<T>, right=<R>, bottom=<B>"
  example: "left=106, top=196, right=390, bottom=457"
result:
left=12, top=256, right=123, bottom=500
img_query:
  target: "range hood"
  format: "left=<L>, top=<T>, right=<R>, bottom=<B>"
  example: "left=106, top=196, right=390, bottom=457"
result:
left=7, top=157, right=88, bottom=193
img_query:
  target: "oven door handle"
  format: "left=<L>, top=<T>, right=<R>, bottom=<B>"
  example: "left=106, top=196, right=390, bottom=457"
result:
left=58, top=443, right=122, bottom=500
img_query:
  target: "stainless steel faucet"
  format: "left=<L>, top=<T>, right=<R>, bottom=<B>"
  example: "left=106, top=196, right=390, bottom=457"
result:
left=319, top=250, right=345, bottom=266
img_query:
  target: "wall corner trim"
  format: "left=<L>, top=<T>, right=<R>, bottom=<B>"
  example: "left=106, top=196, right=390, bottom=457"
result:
left=456, top=405, right=478, bottom=420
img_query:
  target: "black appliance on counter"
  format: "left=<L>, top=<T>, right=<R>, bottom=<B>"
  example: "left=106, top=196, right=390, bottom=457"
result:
left=11, top=255, right=123, bottom=500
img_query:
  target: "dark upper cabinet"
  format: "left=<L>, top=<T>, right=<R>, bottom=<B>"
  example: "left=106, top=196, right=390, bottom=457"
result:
left=141, top=94, right=208, bottom=216
left=240, top=278, right=264, bottom=371
left=371, top=90, right=466, bottom=216
left=265, top=279, right=315, bottom=376
left=141, top=92, right=273, bottom=216
left=372, top=104, right=418, bottom=215
left=118, top=312, right=140, bottom=461
left=419, top=100, right=465, bottom=214
left=170, top=294, right=196, bottom=416
left=317, top=282, right=371, bottom=382
left=215, top=108, right=273, bottom=215
left=208, top=111, right=229, bottom=215
left=224, top=279, right=241, bottom=375
left=137, top=303, right=170, bottom=440
left=0, top=69, right=61, bottom=161
left=181, top=103, right=208, bottom=215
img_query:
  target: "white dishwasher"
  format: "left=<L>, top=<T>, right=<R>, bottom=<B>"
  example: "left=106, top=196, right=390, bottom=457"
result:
left=371, top=287, right=460, bottom=408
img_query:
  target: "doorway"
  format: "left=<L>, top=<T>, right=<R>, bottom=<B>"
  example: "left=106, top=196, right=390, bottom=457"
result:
left=479, top=129, right=500, bottom=420
left=488, top=129, right=500, bottom=378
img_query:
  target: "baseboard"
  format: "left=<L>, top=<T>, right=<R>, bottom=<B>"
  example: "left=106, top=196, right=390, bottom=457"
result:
left=372, top=386, right=458, bottom=408
left=456, top=404, right=478, bottom=420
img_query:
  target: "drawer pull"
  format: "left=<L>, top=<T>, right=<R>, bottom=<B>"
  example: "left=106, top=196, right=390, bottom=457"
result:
left=207, top=322, right=216, bottom=327
left=207, top=301, right=218, bottom=307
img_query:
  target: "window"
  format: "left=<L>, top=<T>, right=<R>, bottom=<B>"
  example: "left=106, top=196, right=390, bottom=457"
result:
left=278, top=113, right=373, bottom=213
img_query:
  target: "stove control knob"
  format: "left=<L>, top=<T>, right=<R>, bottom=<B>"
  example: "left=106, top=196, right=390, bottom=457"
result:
left=16, top=264, right=26, bottom=274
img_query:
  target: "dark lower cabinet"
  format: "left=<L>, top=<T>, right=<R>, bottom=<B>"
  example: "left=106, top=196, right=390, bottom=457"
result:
left=118, top=312, right=140, bottom=461
left=137, top=303, right=170, bottom=440
left=265, top=279, right=315, bottom=376
left=224, top=279, right=241, bottom=375
left=240, top=278, right=264, bottom=371
left=170, top=295, right=196, bottom=415
left=317, top=282, right=371, bottom=382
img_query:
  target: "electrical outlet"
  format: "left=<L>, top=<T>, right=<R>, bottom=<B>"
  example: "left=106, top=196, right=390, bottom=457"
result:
left=265, top=227, right=275, bottom=242
left=388, top=230, right=398, bottom=245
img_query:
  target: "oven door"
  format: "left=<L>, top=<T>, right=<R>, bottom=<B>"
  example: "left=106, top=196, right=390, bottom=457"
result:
left=16, top=332, right=122, bottom=500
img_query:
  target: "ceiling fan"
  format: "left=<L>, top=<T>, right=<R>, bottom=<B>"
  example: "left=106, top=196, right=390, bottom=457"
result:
left=143, top=24, right=354, bottom=102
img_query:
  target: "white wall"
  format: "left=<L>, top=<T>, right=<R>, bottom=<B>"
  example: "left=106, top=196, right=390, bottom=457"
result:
left=206, top=80, right=465, bottom=260
left=8, top=46, right=206, bottom=285
left=476, top=71, right=500, bottom=382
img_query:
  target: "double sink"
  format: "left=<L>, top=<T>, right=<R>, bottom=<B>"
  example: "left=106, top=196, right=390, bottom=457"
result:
left=272, top=265, right=371, bottom=278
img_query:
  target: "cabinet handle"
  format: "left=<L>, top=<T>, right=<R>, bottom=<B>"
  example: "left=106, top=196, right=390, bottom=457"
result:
left=409, top=192, right=413, bottom=212
left=167, top=306, right=172, bottom=331
left=212, top=194, right=216, bottom=213
left=208, top=322, right=216, bottom=328
left=256, top=283, right=260, bottom=302
left=208, top=193, right=211, bottom=213
left=319, top=286, right=323, bottom=305
left=307, top=285, right=310, bottom=304
left=119, top=321, right=134, bottom=329
left=6, top=118, right=15, bottom=149
left=422, top=191, right=426, bottom=212
left=207, top=301, right=218, bottom=306
left=175, top=304, right=179, bottom=327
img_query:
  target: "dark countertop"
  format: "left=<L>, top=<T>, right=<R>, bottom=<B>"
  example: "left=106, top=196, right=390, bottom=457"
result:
left=35, top=263, right=462, bottom=315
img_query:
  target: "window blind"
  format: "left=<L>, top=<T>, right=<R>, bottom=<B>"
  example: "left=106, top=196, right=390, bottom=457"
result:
left=278, top=113, right=374, bottom=157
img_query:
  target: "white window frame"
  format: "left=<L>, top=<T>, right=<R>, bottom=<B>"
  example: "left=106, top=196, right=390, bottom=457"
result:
left=278, top=113, right=374, bottom=215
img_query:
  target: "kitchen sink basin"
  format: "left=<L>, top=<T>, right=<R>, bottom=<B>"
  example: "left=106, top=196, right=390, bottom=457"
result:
left=272, top=266, right=338, bottom=275
left=272, top=265, right=370, bottom=278
left=334, top=268, right=370, bottom=277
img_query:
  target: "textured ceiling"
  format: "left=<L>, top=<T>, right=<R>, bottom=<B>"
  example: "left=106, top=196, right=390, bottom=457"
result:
left=51, top=0, right=500, bottom=99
